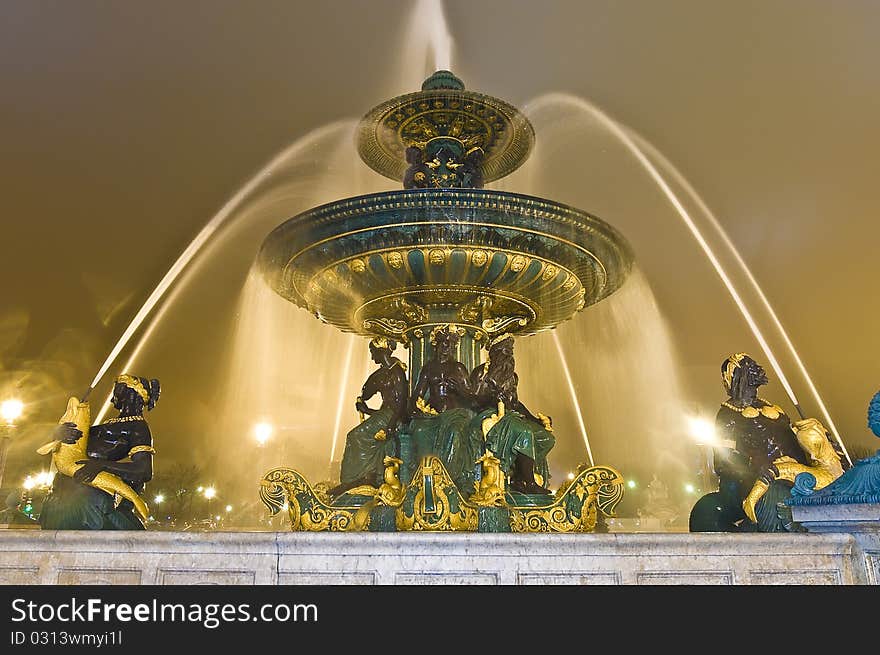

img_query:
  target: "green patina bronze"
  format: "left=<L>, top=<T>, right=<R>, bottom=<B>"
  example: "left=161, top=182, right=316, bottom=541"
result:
left=357, top=70, right=533, bottom=184
left=257, top=72, right=630, bottom=532
left=408, top=407, right=480, bottom=492
left=470, top=408, right=556, bottom=489
left=338, top=406, right=396, bottom=488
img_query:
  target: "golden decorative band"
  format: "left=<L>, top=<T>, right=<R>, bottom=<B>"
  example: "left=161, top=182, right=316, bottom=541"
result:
left=722, top=353, right=748, bottom=390
left=128, top=445, right=156, bottom=457
left=116, top=375, right=149, bottom=403
left=370, top=336, right=391, bottom=350
left=489, top=332, right=514, bottom=348
left=429, top=324, right=458, bottom=345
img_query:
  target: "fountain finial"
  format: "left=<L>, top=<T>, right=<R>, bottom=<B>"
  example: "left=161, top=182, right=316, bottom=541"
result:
left=421, top=70, right=464, bottom=91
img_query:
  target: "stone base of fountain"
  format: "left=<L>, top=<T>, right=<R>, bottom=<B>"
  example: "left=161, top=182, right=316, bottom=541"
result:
left=0, top=530, right=875, bottom=584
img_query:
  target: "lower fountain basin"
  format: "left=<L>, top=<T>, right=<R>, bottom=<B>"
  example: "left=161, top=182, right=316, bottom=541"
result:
left=257, top=188, right=633, bottom=341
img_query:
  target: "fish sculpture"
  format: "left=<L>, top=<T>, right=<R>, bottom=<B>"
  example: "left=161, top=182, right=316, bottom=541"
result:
left=36, top=396, right=149, bottom=521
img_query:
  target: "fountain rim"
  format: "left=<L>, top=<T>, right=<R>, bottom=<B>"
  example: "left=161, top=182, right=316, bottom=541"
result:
left=256, top=187, right=635, bottom=340
left=258, top=187, right=634, bottom=253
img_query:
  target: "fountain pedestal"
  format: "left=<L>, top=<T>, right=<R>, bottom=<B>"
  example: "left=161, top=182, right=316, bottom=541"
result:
left=260, top=458, right=624, bottom=533
left=255, top=71, right=634, bottom=532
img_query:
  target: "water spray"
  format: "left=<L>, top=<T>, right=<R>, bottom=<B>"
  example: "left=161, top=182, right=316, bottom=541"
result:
left=552, top=331, right=595, bottom=467
left=527, top=94, right=849, bottom=465
left=629, top=132, right=846, bottom=460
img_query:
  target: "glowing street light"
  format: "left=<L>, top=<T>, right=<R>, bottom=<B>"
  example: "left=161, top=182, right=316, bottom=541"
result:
left=1, top=399, right=24, bottom=425
left=687, top=416, right=717, bottom=445
left=566, top=472, right=575, bottom=480
left=203, top=486, right=217, bottom=500
left=154, top=494, right=165, bottom=504
left=688, top=414, right=735, bottom=491
left=23, top=471, right=54, bottom=490
left=21, top=471, right=52, bottom=523
left=254, top=422, right=273, bottom=446
left=684, top=483, right=695, bottom=494
left=225, top=505, right=232, bottom=513
left=627, top=480, right=637, bottom=489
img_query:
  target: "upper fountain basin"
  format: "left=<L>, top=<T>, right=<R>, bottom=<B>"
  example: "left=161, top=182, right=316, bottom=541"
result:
left=357, top=70, right=535, bottom=184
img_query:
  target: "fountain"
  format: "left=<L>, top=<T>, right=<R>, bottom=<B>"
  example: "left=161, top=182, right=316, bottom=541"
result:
left=257, top=70, right=630, bottom=532
left=3, top=1, right=877, bottom=584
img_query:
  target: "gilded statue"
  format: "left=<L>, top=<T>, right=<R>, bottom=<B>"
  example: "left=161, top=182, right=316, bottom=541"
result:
left=39, top=375, right=160, bottom=530
left=689, top=353, right=845, bottom=532
left=407, top=325, right=481, bottom=491
left=741, top=417, right=844, bottom=522
left=403, top=146, right=431, bottom=189
left=402, top=138, right=484, bottom=190
left=469, top=445, right=506, bottom=507
left=376, top=456, right=406, bottom=507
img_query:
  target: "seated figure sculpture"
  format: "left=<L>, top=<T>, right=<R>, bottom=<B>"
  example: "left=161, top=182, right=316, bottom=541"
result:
left=402, top=145, right=431, bottom=189
left=407, top=325, right=481, bottom=491
left=459, top=146, right=484, bottom=189
left=424, top=143, right=465, bottom=188
left=39, top=374, right=160, bottom=530
left=468, top=334, right=555, bottom=495
left=330, top=337, right=408, bottom=497
left=689, top=353, right=842, bottom=532
left=404, top=137, right=483, bottom=190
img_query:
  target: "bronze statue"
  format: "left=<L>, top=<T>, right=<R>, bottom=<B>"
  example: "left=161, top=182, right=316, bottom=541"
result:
left=459, top=146, right=484, bottom=189
left=39, top=375, right=159, bottom=530
left=721, top=354, right=806, bottom=472
left=408, top=325, right=480, bottom=490
left=330, top=338, right=408, bottom=497
left=690, top=353, right=841, bottom=532
left=402, top=146, right=431, bottom=189
left=424, top=143, right=464, bottom=188
left=410, top=326, right=473, bottom=415
left=403, top=136, right=484, bottom=190
left=469, top=334, right=555, bottom=494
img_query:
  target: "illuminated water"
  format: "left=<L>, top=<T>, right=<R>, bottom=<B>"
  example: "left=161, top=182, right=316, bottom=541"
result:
left=516, top=270, right=693, bottom=489
left=628, top=132, right=850, bottom=464
left=90, top=0, right=454, bottom=422
left=551, top=331, right=594, bottom=467
left=93, top=119, right=364, bottom=423
left=399, top=0, right=454, bottom=88
left=501, top=93, right=848, bottom=461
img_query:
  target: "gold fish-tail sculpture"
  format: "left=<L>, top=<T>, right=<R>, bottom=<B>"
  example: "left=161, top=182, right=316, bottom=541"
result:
left=742, top=417, right=844, bottom=524
left=36, top=397, right=150, bottom=522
